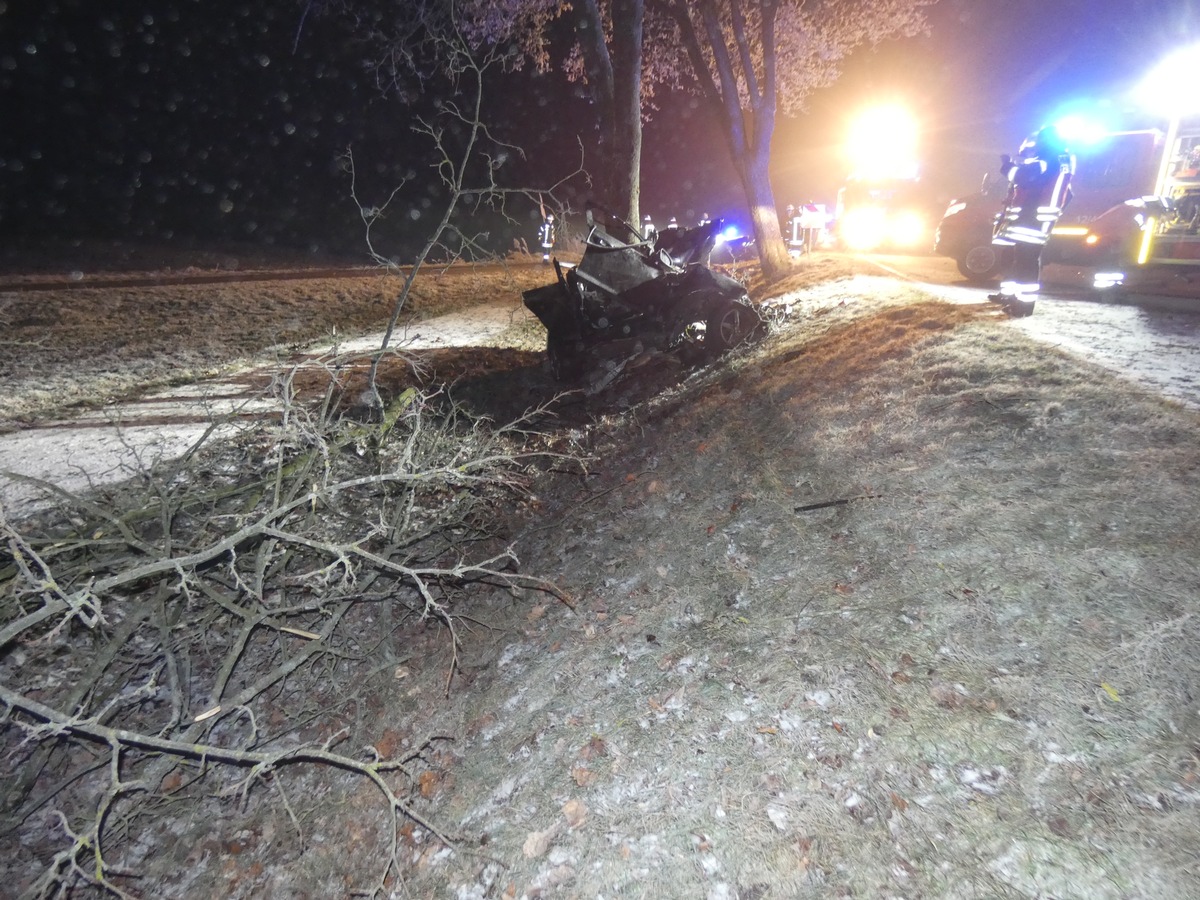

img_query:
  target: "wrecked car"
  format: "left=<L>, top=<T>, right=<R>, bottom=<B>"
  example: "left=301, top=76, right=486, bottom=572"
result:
left=522, top=205, right=765, bottom=381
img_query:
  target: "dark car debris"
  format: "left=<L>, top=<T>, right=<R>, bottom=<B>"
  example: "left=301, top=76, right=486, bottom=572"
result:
left=523, top=204, right=767, bottom=384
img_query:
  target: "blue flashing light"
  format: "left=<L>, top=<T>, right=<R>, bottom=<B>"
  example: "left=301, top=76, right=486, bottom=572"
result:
left=1052, top=114, right=1111, bottom=147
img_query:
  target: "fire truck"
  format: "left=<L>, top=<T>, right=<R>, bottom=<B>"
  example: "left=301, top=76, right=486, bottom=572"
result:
left=1136, top=117, right=1200, bottom=266
left=935, top=128, right=1166, bottom=283
left=937, top=105, right=1200, bottom=293
left=834, top=176, right=940, bottom=253
left=935, top=42, right=1200, bottom=291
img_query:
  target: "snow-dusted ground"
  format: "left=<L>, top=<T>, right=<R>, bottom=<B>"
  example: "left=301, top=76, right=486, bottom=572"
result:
left=0, top=300, right=538, bottom=520
left=866, top=258, right=1200, bottom=410
left=1011, top=297, right=1200, bottom=409
left=4, top=271, right=1200, bottom=520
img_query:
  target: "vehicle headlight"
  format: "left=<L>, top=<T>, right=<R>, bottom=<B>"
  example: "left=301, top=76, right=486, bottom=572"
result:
left=841, top=207, right=887, bottom=250
left=889, top=211, right=927, bottom=247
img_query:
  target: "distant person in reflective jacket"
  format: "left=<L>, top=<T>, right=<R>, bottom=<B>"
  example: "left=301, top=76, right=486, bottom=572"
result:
left=642, top=214, right=657, bottom=242
left=538, top=213, right=556, bottom=263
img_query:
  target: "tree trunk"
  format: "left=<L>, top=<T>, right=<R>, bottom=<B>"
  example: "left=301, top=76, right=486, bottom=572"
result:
left=570, top=0, right=643, bottom=225
left=735, top=141, right=790, bottom=281
left=611, top=0, right=644, bottom=225
left=671, top=0, right=789, bottom=280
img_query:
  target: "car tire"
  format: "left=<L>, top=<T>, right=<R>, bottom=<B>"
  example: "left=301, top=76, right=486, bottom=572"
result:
left=956, top=244, right=1005, bottom=283
left=705, top=299, right=764, bottom=352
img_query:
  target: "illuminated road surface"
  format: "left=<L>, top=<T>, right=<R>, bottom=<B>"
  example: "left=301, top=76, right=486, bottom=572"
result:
left=862, top=253, right=1200, bottom=411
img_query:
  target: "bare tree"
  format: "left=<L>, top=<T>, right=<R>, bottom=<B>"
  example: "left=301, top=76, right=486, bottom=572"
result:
left=309, top=0, right=583, bottom=407
left=556, top=0, right=646, bottom=225
left=0, top=356, right=575, bottom=895
left=343, top=0, right=647, bottom=224
left=651, top=0, right=930, bottom=280
left=0, top=11, right=590, bottom=892
left=426, top=0, right=928, bottom=278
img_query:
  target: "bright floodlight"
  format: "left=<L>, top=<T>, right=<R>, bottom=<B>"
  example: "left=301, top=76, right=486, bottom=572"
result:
left=840, top=206, right=888, bottom=250
left=1138, top=43, right=1200, bottom=115
left=1053, top=114, right=1109, bottom=146
left=846, top=104, right=919, bottom=180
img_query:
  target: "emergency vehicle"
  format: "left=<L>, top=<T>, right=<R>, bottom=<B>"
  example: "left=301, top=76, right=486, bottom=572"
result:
left=1135, top=117, right=1200, bottom=267
left=834, top=176, right=939, bottom=253
left=935, top=129, right=1165, bottom=283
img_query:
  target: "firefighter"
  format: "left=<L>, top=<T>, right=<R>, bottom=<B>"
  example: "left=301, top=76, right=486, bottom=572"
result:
left=643, top=214, right=657, bottom=242
left=537, top=212, right=556, bottom=263
left=990, top=125, right=1075, bottom=316
left=781, top=204, right=798, bottom=254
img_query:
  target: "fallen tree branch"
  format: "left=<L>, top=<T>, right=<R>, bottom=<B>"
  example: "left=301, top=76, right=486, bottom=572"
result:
left=794, top=493, right=881, bottom=513
left=2, top=677, right=458, bottom=895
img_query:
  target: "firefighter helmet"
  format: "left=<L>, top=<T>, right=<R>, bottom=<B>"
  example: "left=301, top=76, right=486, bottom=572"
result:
left=1019, top=125, right=1069, bottom=162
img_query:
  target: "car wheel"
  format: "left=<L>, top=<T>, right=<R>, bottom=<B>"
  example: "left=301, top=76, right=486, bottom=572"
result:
left=957, top=244, right=1004, bottom=282
left=705, top=299, right=764, bottom=352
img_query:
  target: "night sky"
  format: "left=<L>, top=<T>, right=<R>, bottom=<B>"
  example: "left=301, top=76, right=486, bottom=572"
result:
left=785, top=0, right=1200, bottom=205
left=2, top=0, right=1199, bottom=263
left=0, top=0, right=597, bottom=261
left=3, top=1, right=390, bottom=257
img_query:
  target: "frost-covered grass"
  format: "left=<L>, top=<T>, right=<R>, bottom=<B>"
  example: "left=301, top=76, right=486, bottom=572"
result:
left=6, top=258, right=1199, bottom=898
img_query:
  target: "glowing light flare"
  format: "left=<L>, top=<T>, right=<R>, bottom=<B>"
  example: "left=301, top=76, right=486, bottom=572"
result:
left=839, top=206, right=888, bottom=251
left=1138, top=218, right=1157, bottom=265
left=839, top=207, right=927, bottom=251
left=1137, top=43, right=1200, bottom=117
left=1052, top=115, right=1110, bottom=147
left=1137, top=46, right=1200, bottom=197
left=888, top=211, right=927, bottom=247
left=845, top=104, right=919, bottom=181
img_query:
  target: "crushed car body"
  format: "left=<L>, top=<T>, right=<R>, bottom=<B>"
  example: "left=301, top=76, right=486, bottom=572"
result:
left=522, top=205, right=765, bottom=382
